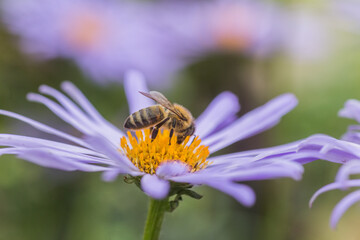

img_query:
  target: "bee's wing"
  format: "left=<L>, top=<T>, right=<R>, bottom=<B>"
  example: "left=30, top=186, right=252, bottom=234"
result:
left=139, top=91, right=187, bottom=120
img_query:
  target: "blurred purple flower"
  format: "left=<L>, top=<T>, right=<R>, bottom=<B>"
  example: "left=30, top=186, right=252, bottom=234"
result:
left=303, top=100, right=360, bottom=228
left=0, top=70, right=322, bottom=206
left=154, top=0, right=332, bottom=60
left=155, top=0, right=282, bottom=57
left=203, top=0, right=282, bottom=56
left=1, top=0, right=332, bottom=87
left=1, top=0, right=183, bottom=87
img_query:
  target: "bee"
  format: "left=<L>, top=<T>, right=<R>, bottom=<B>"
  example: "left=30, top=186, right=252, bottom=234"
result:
left=124, top=91, right=195, bottom=144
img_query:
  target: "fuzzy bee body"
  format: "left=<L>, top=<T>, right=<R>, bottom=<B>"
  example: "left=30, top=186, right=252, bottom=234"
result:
left=124, top=91, right=195, bottom=144
left=124, top=105, right=167, bottom=130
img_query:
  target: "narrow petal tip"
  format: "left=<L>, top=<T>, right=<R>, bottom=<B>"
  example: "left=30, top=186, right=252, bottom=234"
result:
left=309, top=189, right=324, bottom=208
left=220, top=91, right=240, bottom=111
left=102, top=169, right=121, bottom=182
left=281, top=93, right=298, bottom=107
left=61, top=81, right=75, bottom=91
left=338, top=99, right=360, bottom=119
left=26, top=92, right=38, bottom=101
left=38, top=84, right=48, bottom=93
left=329, top=190, right=360, bottom=229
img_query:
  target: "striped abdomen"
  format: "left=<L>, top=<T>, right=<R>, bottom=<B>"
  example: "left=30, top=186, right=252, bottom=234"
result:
left=124, top=105, right=166, bottom=130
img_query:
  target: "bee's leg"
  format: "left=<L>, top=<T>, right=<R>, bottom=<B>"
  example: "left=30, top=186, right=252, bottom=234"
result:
left=169, top=119, right=177, bottom=144
left=169, top=129, right=174, bottom=144
left=151, top=128, right=159, bottom=141
left=176, top=135, right=185, bottom=144
left=151, top=117, right=169, bottom=141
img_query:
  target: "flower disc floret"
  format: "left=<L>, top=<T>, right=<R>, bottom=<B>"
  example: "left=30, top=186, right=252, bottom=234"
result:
left=120, top=129, right=210, bottom=174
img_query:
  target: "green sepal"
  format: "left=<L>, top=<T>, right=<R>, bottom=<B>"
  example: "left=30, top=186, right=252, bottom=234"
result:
left=166, top=186, right=203, bottom=212
left=177, top=189, right=203, bottom=200
left=123, top=175, right=141, bottom=189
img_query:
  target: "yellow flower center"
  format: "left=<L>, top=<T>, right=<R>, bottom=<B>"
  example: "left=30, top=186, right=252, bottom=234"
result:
left=119, top=129, right=210, bottom=175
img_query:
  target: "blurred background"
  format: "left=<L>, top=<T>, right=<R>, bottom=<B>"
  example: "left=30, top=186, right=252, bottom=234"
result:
left=0, top=0, right=360, bottom=239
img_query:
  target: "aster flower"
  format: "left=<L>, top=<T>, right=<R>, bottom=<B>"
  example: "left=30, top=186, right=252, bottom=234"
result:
left=203, top=0, right=282, bottom=56
left=155, top=0, right=282, bottom=57
left=1, top=0, right=183, bottom=87
left=0, top=70, right=321, bottom=239
left=0, top=70, right=307, bottom=203
left=153, top=0, right=331, bottom=61
left=303, top=99, right=360, bottom=228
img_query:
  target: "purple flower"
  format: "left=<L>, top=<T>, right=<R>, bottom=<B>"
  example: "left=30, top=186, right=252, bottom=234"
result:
left=202, top=0, right=282, bottom=56
left=0, top=70, right=318, bottom=206
left=303, top=99, right=360, bottom=228
left=155, top=0, right=283, bottom=57
left=1, top=0, right=183, bottom=87
left=153, top=0, right=331, bottom=60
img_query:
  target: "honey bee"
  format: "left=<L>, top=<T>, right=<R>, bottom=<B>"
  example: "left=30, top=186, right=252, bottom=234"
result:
left=124, top=91, right=195, bottom=144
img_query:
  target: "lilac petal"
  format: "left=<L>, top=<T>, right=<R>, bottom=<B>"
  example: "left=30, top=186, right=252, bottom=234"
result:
left=0, top=146, right=114, bottom=168
left=15, top=148, right=109, bottom=172
left=61, top=81, right=121, bottom=131
left=342, top=131, right=360, bottom=144
left=169, top=172, right=256, bottom=206
left=335, top=161, right=360, bottom=188
left=203, top=94, right=298, bottom=153
left=27, top=93, right=94, bottom=135
left=38, top=84, right=123, bottom=143
left=218, top=161, right=304, bottom=181
left=300, top=134, right=360, bottom=163
left=102, top=169, right=121, bottom=182
left=39, top=85, right=97, bottom=126
left=330, top=190, right=360, bottom=229
left=338, top=99, right=360, bottom=122
left=169, top=173, right=256, bottom=206
left=169, top=158, right=302, bottom=183
left=348, top=125, right=360, bottom=131
left=309, top=179, right=360, bottom=207
left=209, top=140, right=301, bottom=166
left=0, top=134, right=103, bottom=156
left=62, top=82, right=125, bottom=141
left=156, top=161, right=190, bottom=179
left=195, top=91, right=240, bottom=138
left=124, top=70, right=153, bottom=114
left=141, top=174, right=170, bottom=199
left=266, top=150, right=321, bottom=165
left=84, top=135, right=138, bottom=173
left=0, top=109, right=87, bottom=147
left=201, top=151, right=306, bottom=182
left=206, top=181, right=256, bottom=207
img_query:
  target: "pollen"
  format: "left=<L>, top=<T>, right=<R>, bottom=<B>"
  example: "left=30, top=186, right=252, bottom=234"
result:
left=119, top=129, right=210, bottom=175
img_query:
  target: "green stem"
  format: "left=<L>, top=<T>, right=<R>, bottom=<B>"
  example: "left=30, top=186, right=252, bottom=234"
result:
left=143, top=197, right=168, bottom=240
